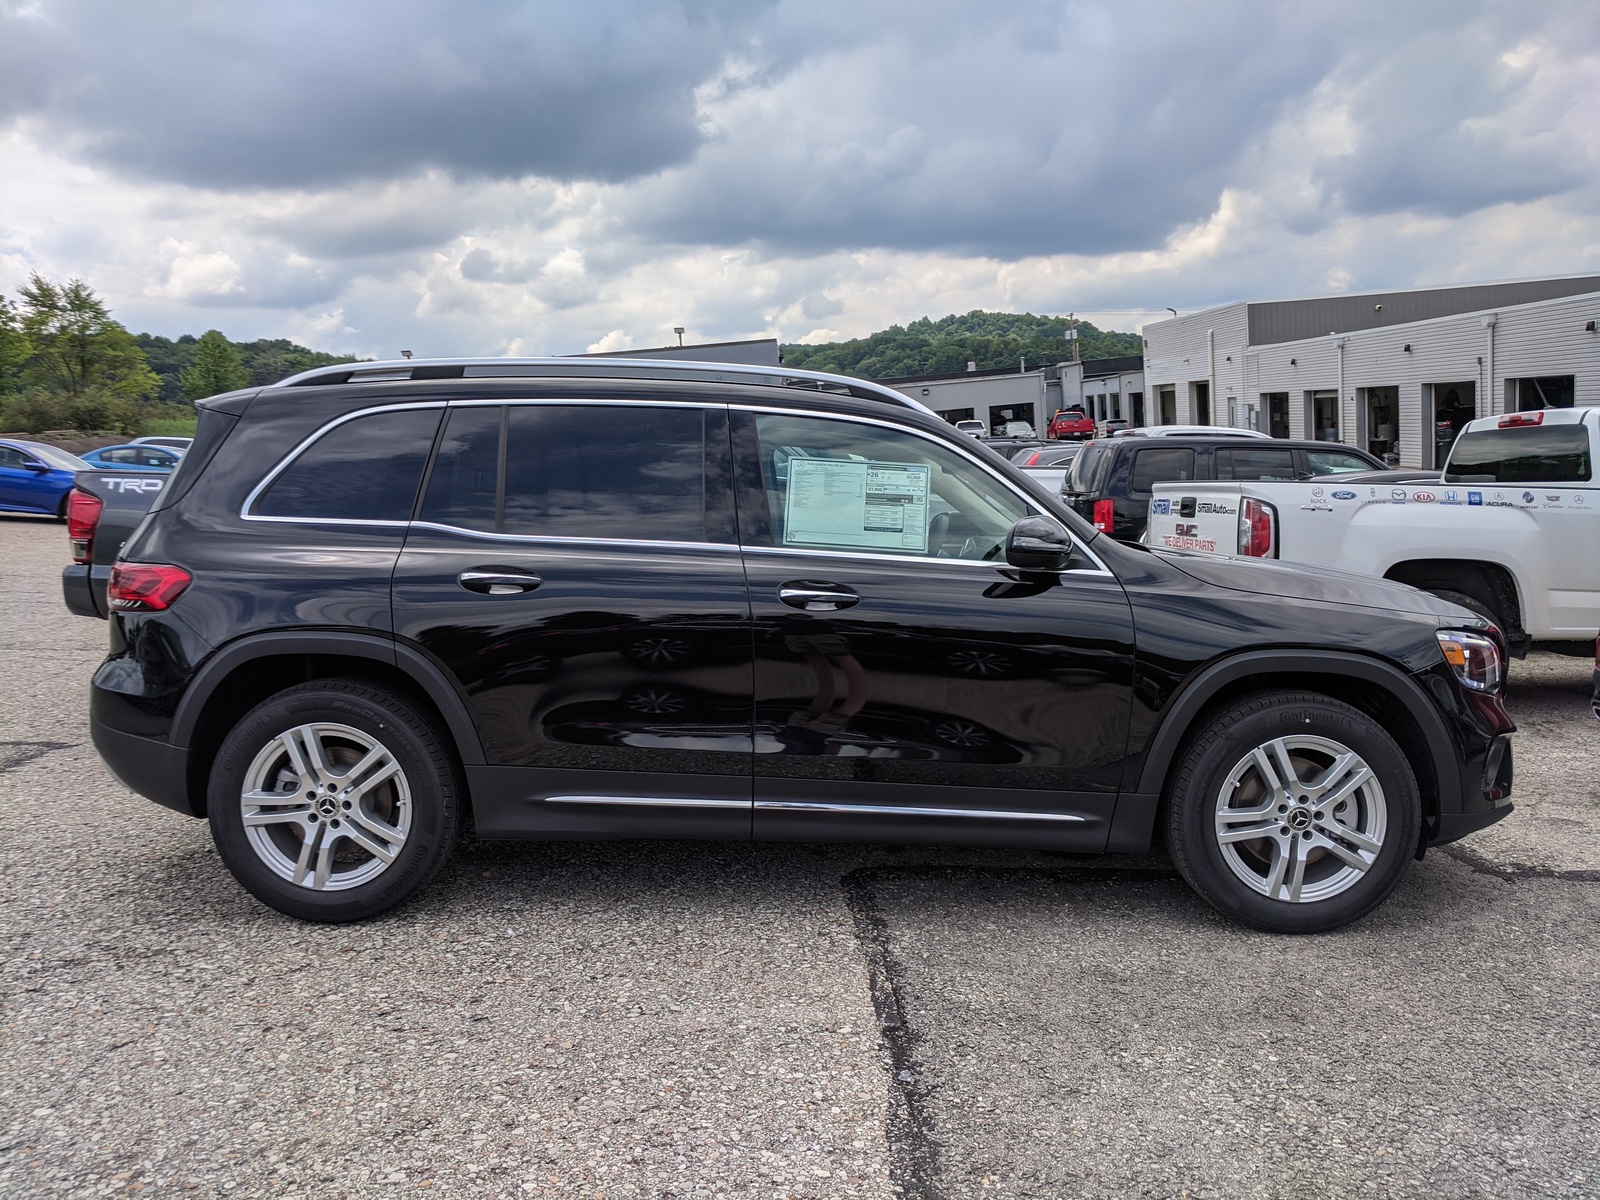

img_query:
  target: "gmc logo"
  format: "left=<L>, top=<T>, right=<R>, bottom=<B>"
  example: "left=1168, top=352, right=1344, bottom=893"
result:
left=1175, top=522, right=1198, bottom=536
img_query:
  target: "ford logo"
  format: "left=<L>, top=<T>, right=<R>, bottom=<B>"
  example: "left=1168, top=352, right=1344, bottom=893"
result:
left=1331, top=490, right=1357, bottom=500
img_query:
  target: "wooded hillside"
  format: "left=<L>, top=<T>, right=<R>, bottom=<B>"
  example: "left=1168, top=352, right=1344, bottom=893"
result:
left=780, top=311, right=1142, bottom=379
left=134, top=333, right=361, bottom=403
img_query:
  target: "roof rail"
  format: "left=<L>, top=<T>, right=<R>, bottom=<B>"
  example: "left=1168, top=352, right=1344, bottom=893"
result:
left=269, top=356, right=931, bottom=414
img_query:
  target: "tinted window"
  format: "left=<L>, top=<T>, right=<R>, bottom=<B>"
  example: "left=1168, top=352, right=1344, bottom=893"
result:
left=750, top=413, right=1028, bottom=560
left=1306, top=450, right=1376, bottom=475
left=0, top=446, right=27, bottom=469
left=255, top=407, right=441, bottom=521
left=419, top=405, right=501, bottom=532
left=503, top=405, right=706, bottom=541
left=1067, top=443, right=1111, bottom=493
left=1444, top=425, right=1592, bottom=483
left=1216, top=447, right=1296, bottom=481
left=1129, top=447, right=1196, bottom=494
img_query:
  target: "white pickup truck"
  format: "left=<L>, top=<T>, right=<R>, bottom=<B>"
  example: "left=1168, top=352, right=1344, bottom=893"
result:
left=1143, top=408, right=1600, bottom=654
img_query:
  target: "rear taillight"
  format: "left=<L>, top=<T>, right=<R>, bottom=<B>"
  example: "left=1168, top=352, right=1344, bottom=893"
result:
left=1092, top=498, right=1115, bottom=534
left=1237, top=498, right=1276, bottom=557
left=66, top=490, right=104, bottom=564
left=1498, top=411, right=1544, bottom=427
left=107, top=563, right=192, bottom=612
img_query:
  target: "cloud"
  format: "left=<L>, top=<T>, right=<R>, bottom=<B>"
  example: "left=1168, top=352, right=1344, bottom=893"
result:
left=0, top=0, right=1597, bottom=363
left=0, top=0, right=772, bottom=190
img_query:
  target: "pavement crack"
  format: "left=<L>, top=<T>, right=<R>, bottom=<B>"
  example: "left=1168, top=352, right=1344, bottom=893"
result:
left=841, top=866, right=942, bottom=1200
left=1440, top=844, right=1600, bottom=883
left=841, top=863, right=1176, bottom=1200
left=0, top=740, right=77, bottom=774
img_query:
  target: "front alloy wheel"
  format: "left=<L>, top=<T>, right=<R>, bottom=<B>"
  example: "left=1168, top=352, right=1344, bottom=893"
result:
left=1213, top=734, right=1387, bottom=904
left=1166, top=691, right=1421, bottom=933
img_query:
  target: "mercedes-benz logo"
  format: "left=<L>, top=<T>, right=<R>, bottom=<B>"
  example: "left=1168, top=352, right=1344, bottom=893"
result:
left=1287, top=807, right=1312, bottom=830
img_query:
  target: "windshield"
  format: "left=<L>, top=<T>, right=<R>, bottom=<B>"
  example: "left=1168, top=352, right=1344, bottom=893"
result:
left=21, top=443, right=91, bottom=471
left=1444, top=425, right=1591, bottom=483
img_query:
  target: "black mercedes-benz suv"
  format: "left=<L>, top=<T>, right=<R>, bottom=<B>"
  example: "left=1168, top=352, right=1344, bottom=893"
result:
left=84, top=358, right=1515, bottom=931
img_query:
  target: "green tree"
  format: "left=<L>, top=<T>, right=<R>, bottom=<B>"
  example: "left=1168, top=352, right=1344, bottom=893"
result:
left=0, top=293, right=32, bottom=396
left=180, top=329, right=250, bottom=400
left=17, top=275, right=159, bottom=401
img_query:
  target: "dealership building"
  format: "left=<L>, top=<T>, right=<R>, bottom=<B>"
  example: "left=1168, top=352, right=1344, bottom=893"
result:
left=885, top=355, right=1145, bottom=435
left=1141, top=274, right=1600, bottom=467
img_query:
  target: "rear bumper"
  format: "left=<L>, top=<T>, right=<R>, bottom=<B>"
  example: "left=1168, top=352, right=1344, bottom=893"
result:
left=62, top=563, right=111, bottom=619
left=90, top=720, right=197, bottom=817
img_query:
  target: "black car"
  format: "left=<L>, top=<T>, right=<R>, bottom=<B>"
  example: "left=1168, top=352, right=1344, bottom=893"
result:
left=1062, top=435, right=1385, bottom=542
left=79, top=358, right=1513, bottom=932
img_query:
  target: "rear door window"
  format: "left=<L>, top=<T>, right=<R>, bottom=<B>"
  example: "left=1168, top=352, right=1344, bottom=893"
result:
left=253, top=406, right=442, bottom=522
left=1215, top=447, right=1297, bottom=481
left=1128, top=447, right=1196, bottom=495
left=1444, top=426, right=1592, bottom=483
left=418, top=405, right=502, bottom=532
left=502, top=405, right=709, bottom=541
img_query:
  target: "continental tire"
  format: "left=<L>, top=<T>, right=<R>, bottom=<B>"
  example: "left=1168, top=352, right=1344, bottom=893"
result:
left=1165, top=691, right=1421, bottom=934
left=207, top=680, right=461, bottom=922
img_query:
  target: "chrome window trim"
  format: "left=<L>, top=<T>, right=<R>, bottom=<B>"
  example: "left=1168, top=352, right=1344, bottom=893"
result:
left=241, top=396, right=726, bottom=526
left=237, top=397, right=1112, bottom=582
left=754, top=800, right=1087, bottom=822
left=543, top=795, right=751, bottom=810
left=737, top=403, right=1113, bottom=577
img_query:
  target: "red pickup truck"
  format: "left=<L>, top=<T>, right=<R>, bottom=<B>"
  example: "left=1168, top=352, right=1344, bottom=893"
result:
left=1047, top=406, right=1095, bottom=440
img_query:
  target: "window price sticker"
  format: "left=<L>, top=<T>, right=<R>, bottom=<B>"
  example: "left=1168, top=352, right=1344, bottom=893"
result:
left=784, top=458, right=930, bottom=552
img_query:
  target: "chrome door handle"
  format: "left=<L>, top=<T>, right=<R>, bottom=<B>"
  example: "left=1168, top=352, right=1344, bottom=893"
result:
left=778, top=582, right=860, bottom=611
left=458, top=568, right=542, bottom=595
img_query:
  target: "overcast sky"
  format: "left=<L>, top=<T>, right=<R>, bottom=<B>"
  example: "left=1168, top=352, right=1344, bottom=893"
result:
left=2, top=0, right=1596, bottom=358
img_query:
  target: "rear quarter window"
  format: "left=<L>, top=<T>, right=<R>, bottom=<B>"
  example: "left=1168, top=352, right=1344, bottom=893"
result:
left=1444, top=426, right=1592, bottom=483
left=253, top=406, right=442, bottom=522
left=1067, top=444, right=1111, bottom=493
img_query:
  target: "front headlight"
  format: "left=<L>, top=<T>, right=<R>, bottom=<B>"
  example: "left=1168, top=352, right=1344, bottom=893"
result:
left=1436, top=630, right=1503, bottom=693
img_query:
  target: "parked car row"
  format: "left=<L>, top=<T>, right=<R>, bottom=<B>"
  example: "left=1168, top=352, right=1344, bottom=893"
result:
left=1061, top=433, right=1387, bottom=542
left=0, top=436, right=188, bottom=521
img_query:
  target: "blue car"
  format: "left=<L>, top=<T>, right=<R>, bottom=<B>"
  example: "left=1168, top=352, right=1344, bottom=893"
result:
left=0, top=439, right=91, bottom=518
left=78, top=443, right=184, bottom=472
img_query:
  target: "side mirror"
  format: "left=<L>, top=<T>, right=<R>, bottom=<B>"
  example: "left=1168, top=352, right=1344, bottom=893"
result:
left=24, top=462, right=49, bottom=473
left=1005, top=516, right=1075, bottom=572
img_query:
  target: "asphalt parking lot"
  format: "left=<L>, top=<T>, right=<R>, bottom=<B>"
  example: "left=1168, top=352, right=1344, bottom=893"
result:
left=2, top=514, right=1596, bottom=1199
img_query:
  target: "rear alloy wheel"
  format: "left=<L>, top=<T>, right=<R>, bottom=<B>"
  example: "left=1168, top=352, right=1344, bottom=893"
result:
left=208, top=681, right=460, bottom=922
left=1166, top=692, right=1420, bottom=933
